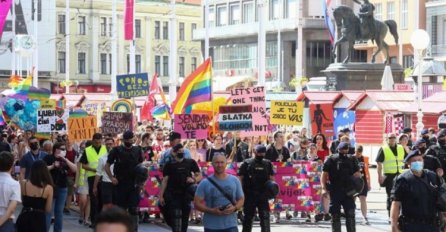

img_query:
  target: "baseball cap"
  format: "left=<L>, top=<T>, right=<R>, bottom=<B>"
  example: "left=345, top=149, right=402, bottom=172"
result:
left=123, top=130, right=134, bottom=140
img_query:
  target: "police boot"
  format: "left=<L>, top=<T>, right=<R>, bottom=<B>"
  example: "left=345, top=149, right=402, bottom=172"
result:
left=172, top=209, right=182, bottom=232
left=129, top=208, right=139, bottom=232
left=259, top=210, right=271, bottom=232
left=331, top=214, right=341, bottom=232
left=242, top=211, right=254, bottom=232
left=345, top=209, right=356, bottom=232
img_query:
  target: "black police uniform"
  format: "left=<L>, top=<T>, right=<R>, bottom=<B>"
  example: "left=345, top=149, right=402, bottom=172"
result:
left=238, top=157, right=274, bottom=232
left=391, top=169, right=440, bottom=232
left=163, top=158, right=200, bottom=232
left=427, top=144, right=446, bottom=181
left=423, top=154, right=442, bottom=174
left=323, top=153, right=360, bottom=232
left=106, top=145, right=143, bottom=229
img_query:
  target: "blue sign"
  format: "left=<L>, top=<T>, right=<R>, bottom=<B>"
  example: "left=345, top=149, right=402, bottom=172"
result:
left=116, top=73, right=149, bottom=98
left=333, top=108, right=356, bottom=146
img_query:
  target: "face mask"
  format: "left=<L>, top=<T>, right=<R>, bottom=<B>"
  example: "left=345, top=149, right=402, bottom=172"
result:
left=423, top=136, right=429, bottom=141
left=124, top=142, right=133, bottom=148
left=255, top=156, right=264, bottom=162
left=176, top=152, right=185, bottom=159
left=59, top=150, right=66, bottom=157
left=410, top=161, right=424, bottom=172
left=30, top=142, right=39, bottom=151
left=419, top=147, right=427, bottom=154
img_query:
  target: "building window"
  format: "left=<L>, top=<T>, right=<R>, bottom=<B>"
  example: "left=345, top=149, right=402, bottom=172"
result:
left=209, top=7, right=215, bottom=27
left=179, top=57, right=185, bottom=77
left=58, top=52, right=65, bottom=73
left=108, top=18, right=113, bottom=37
left=191, top=23, right=197, bottom=40
left=163, top=56, right=169, bottom=76
left=403, top=55, right=414, bottom=69
left=58, top=15, right=65, bottom=35
left=179, top=22, right=185, bottom=41
left=163, top=22, right=168, bottom=40
left=191, top=57, right=197, bottom=71
left=78, top=16, right=86, bottom=35
left=374, top=3, right=382, bottom=21
left=229, top=4, right=240, bottom=25
left=155, top=21, right=160, bottom=39
left=217, top=5, right=228, bottom=26
left=155, top=55, right=161, bottom=75
left=100, top=17, right=107, bottom=36
left=270, top=0, right=280, bottom=20
left=242, top=1, right=255, bottom=23
left=108, top=54, right=112, bottom=74
left=286, top=0, right=297, bottom=19
left=100, top=53, right=107, bottom=74
left=305, top=41, right=332, bottom=67
left=387, top=2, right=395, bottom=20
left=136, top=55, right=141, bottom=73
left=135, top=19, right=141, bottom=38
left=401, top=0, right=408, bottom=29
left=78, top=52, right=86, bottom=74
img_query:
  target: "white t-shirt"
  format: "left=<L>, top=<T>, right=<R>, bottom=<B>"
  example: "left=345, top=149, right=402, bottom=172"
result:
left=96, top=155, right=114, bottom=183
left=0, top=172, right=21, bottom=219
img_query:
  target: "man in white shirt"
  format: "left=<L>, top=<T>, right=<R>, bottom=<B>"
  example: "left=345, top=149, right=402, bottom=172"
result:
left=0, top=151, right=21, bottom=232
left=94, top=138, right=116, bottom=209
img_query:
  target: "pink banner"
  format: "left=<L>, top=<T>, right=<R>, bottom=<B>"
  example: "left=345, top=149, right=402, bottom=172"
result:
left=138, top=161, right=323, bottom=213
left=0, top=0, right=13, bottom=39
left=124, top=0, right=134, bottom=40
left=174, top=114, right=210, bottom=139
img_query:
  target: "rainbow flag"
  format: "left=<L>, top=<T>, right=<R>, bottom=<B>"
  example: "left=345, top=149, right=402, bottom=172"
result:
left=0, top=110, right=5, bottom=126
left=14, top=75, right=32, bottom=99
left=151, top=104, right=171, bottom=120
left=28, top=87, right=51, bottom=101
left=171, top=58, right=212, bottom=114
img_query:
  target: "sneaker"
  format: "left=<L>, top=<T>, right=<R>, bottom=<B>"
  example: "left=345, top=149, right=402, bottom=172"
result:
left=363, top=218, right=370, bottom=225
left=324, top=214, right=332, bottom=221
left=286, top=213, right=292, bottom=220
left=300, top=212, right=307, bottom=218
left=293, top=211, right=298, bottom=218
left=194, top=217, right=202, bottom=224
left=305, top=215, right=312, bottom=223
left=315, top=214, right=324, bottom=222
left=78, top=219, right=83, bottom=225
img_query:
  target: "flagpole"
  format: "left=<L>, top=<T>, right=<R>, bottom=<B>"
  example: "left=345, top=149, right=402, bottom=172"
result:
left=168, top=0, right=177, bottom=105
left=32, top=0, right=38, bottom=87
left=210, top=58, right=215, bottom=135
left=130, top=0, right=136, bottom=74
left=65, top=0, right=70, bottom=93
left=11, top=0, right=16, bottom=76
left=111, top=0, right=118, bottom=99
left=204, top=0, right=209, bottom=59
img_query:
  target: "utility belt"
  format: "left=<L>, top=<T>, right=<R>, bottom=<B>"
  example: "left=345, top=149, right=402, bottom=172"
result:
left=399, top=215, right=438, bottom=226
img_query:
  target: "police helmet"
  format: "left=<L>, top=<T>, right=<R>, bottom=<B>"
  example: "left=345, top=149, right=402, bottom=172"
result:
left=345, top=176, right=364, bottom=197
left=133, top=164, right=149, bottom=186
left=265, top=180, right=279, bottom=199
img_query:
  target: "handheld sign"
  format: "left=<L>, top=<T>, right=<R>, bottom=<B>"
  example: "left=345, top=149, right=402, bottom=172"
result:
left=116, top=73, right=149, bottom=98
left=101, top=112, right=134, bottom=135
left=439, top=114, right=446, bottom=129
left=174, top=114, right=210, bottom=139
left=68, top=116, right=99, bottom=142
left=219, top=105, right=253, bottom=131
left=270, top=101, right=304, bottom=125
left=37, top=108, right=68, bottom=133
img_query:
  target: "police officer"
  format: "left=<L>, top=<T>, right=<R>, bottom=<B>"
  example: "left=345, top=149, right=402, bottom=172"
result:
left=159, top=143, right=201, bottom=232
left=376, top=133, right=405, bottom=217
left=426, top=130, right=446, bottom=181
left=391, top=150, right=440, bottom=232
left=238, top=145, right=274, bottom=232
left=321, top=142, right=361, bottom=232
left=414, top=139, right=444, bottom=177
left=105, top=130, right=144, bottom=230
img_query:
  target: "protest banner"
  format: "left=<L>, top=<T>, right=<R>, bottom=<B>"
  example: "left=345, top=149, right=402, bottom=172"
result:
left=39, top=99, right=56, bottom=109
left=270, top=101, right=304, bottom=125
left=310, top=103, right=334, bottom=136
left=139, top=161, right=322, bottom=214
left=101, top=112, right=134, bottom=134
left=68, top=116, right=99, bottom=142
left=230, top=86, right=269, bottom=136
left=174, top=114, right=210, bottom=139
left=36, top=108, right=69, bottom=133
left=219, top=105, right=253, bottom=131
left=116, top=73, right=149, bottom=98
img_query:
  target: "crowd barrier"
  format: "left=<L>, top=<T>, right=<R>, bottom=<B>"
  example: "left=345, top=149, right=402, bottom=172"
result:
left=138, top=161, right=323, bottom=214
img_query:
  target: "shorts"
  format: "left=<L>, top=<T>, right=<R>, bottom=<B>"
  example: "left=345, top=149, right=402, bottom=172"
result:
left=358, top=183, right=369, bottom=197
left=67, top=176, right=75, bottom=196
left=77, top=182, right=89, bottom=195
left=101, top=181, right=115, bottom=204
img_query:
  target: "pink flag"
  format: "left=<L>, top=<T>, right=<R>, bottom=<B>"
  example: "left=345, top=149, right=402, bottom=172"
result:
left=0, top=0, right=13, bottom=39
left=124, top=0, right=134, bottom=40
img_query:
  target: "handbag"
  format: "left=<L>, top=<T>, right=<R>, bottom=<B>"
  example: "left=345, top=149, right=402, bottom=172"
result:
left=206, top=176, right=236, bottom=206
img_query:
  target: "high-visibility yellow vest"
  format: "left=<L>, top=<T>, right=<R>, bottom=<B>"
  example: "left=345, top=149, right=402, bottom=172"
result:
left=382, top=145, right=405, bottom=174
left=85, top=145, right=107, bottom=177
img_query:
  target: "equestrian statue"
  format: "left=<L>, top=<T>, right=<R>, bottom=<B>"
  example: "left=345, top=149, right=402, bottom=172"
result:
left=332, top=0, right=398, bottom=64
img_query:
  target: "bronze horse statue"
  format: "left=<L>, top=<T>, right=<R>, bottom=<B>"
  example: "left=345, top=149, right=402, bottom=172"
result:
left=331, top=5, right=398, bottom=64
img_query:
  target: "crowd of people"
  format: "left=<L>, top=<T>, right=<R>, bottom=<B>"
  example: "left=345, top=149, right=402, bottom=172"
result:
left=0, top=122, right=445, bottom=232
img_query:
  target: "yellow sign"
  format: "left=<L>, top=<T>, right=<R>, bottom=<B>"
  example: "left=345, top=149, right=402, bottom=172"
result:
left=40, top=99, right=56, bottom=109
left=68, top=116, right=99, bottom=142
left=270, top=101, right=304, bottom=125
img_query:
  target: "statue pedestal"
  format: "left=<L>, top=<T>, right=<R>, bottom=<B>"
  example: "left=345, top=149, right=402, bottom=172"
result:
left=322, top=62, right=404, bottom=90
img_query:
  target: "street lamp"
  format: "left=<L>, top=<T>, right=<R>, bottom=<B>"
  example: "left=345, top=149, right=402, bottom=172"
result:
left=410, top=29, right=430, bottom=138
